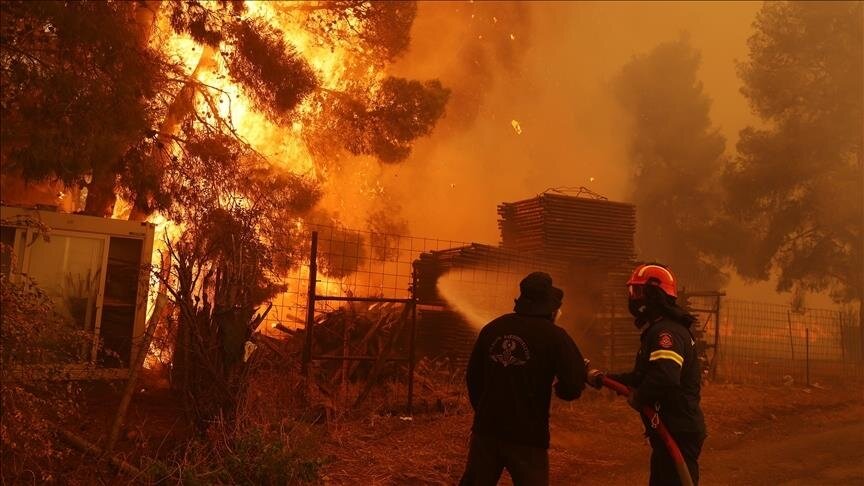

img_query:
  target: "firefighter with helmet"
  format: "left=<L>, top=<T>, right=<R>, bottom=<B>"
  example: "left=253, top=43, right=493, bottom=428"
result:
left=587, top=263, right=706, bottom=485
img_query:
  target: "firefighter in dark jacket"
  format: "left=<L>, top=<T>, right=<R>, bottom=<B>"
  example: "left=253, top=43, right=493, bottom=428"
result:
left=587, top=263, right=707, bottom=486
left=460, top=272, right=586, bottom=486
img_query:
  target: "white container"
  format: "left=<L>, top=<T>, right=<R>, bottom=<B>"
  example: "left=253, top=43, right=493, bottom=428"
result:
left=1, top=206, right=155, bottom=380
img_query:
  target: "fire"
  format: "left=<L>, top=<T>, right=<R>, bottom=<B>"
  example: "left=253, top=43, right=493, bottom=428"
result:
left=156, top=1, right=369, bottom=179
left=136, top=2, right=409, bottom=356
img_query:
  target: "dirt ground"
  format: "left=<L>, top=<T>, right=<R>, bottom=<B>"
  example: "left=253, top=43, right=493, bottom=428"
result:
left=320, top=383, right=864, bottom=485
left=53, top=377, right=863, bottom=485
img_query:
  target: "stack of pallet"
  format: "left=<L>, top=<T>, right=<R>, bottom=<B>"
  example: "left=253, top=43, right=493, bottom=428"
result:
left=414, top=307, right=477, bottom=367
left=414, top=191, right=641, bottom=370
left=497, top=192, right=636, bottom=263
left=497, top=192, right=639, bottom=370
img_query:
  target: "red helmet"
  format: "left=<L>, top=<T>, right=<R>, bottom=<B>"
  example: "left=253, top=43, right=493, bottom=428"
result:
left=627, top=263, right=677, bottom=298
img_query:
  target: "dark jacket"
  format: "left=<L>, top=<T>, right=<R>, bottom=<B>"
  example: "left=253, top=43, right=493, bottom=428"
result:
left=610, top=317, right=706, bottom=436
left=467, top=313, right=586, bottom=449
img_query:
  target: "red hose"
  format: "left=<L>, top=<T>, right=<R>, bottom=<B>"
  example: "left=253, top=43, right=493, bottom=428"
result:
left=600, top=376, right=695, bottom=486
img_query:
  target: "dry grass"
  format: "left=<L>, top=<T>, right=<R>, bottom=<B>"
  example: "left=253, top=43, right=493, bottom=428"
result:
left=7, top=347, right=860, bottom=485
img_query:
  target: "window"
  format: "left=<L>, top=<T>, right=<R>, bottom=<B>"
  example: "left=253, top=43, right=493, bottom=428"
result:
left=26, top=233, right=105, bottom=362
left=0, top=226, right=14, bottom=276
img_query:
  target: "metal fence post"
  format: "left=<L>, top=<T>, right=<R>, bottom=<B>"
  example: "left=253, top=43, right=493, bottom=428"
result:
left=711, top=294, right=721, bottom=380
left=609, top=301, right=616, bottom=371
left=786, top=310, right=796, bottom=380
left=406, top=272, right=418, bottom=415
left=805, top=327, right=810, bottom=387
left=839, top=312, right=846, bottom=365
left=302, top=231, right=318, bottom=376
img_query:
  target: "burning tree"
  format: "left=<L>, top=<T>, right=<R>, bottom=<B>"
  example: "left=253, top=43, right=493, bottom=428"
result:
left=0, top=0, right=448, bottom=218
left=1, top=0, right=449, bottom=424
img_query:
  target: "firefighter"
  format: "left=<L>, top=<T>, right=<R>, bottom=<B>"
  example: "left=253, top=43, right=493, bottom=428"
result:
left=587, top=263, right=706, bottom=486
left=460, top=272, right=586, bottom=486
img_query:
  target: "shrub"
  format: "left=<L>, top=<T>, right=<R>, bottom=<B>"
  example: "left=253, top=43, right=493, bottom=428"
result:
left=0, top=274, right=91, bottom=482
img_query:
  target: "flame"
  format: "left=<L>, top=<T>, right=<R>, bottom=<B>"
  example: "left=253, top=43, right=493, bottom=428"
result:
left=156, top=0, right=369, bottom=178
left=140, top=2, right=402, bottom=356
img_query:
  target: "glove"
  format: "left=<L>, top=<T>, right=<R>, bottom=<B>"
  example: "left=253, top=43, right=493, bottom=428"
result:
left=586, top=368, right=605, bottom=389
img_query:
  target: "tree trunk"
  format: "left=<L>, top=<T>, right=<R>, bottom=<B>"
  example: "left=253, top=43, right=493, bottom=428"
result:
left=856, top=127, right=863, bottom=361
left=83, top=166, right=118, bottom=217
left=134, top=1, right=160, bottom=41
left=128, top=44, right=216, bottom=221
left=81, top=2, right=160, bottom=219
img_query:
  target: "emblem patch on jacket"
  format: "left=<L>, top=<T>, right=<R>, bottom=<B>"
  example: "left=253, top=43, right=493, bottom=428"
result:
left=657, top=331, right=674, bottom=349
left=489, top=334, right=530, bottom=367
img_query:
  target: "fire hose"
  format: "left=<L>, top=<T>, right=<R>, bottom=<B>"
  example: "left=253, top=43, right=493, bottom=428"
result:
left=599, top=375, right=695, bottom=486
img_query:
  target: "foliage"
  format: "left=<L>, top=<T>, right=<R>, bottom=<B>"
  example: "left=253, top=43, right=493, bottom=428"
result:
left=152, top=126, right=320, bottom=425
left=219, top=427, right=326, bottom=485
left=225, top=18, right=319, bottom=123
left=0, top=273, right=89, bottom=482
left=145, top=356, right=329, bottom=485
left=1, top=0, right=447, bottom=218
left=161, top=193, right=309, bottom=425
left=148, top=420, right=327, bottom=485
left=167, top=0, right=245, bottom=47
left=723, top=1, right=863, bottom=303
left=311, top=77, right=450, bottom=163
left=163, top=130, right=320, bottom=223
left=614, top=35, right=727, bottom=289
left=0, top=0, right=171, bottom=215
left=301, top=0, right=417, bottom=61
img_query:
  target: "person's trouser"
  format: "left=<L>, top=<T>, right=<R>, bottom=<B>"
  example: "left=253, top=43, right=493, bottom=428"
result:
left=459, top=433, right=549, bottom=486
left=648, top=432, right=705, bottom=486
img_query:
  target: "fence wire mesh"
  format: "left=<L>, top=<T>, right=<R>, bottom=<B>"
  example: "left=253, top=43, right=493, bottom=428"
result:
left=715, top=299, right=863, bottom=384
left=265, top=224, right=528, bottom=331
left=266, top=224, right=592, bottom=412
left=264, top=226, right=863, bottom=389
left=266, top=225, right=632, bottom=367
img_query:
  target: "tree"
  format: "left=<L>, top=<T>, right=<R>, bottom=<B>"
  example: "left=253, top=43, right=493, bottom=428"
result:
left=156, top=130, right=319, bottom=423
left=614, top=36, right=727, bottom=289
left=0, top=1, right=169, bottom=215
left=224, top=18, right=319, bottom=124
left=309, top=77, right=450, bottom=163
left=724, top=1, right=863, bottom=315
left=1, top=0, right=450, bottom=423
left=1, top=272, right=89, bottom=481
left=1, top=0, right=447, bottom=218
left=299, top=0, right=417, bottom=62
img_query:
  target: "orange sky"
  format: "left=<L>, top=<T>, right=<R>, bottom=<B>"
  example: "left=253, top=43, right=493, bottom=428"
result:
left=388, top=1, right=760, bottom=239
left=381, top=1, right=838, bottom=307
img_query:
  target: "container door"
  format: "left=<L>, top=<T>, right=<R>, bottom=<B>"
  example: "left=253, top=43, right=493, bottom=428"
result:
left=98, top=237, right=144, bottom=368
left=25, top=233, right=106, bottom=363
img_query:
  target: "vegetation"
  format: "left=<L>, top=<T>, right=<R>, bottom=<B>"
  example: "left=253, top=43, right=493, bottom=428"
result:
left=723, top=1, right=863, bottom=310
left=0, top=273, right=88, bottom=481
left=614, top=35, right=728, bottom=289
